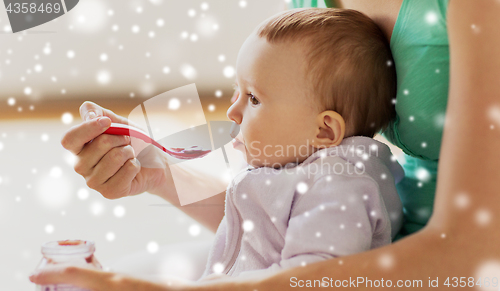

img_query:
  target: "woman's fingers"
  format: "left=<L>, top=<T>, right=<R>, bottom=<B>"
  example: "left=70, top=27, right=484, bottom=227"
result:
left=79, top=101, right=129, bottom=124
left=29, top=265, right=110, bottom=290
left=99, top=158, right=142, bottom=198
left=74, top=133, right=131, bottom=177
left=85, top=145, right=136, bottom=189
left=61, top=117, right=112, bottom=155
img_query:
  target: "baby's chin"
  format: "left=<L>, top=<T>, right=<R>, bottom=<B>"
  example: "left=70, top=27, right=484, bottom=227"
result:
left=245, top=156, right=302, bottom=169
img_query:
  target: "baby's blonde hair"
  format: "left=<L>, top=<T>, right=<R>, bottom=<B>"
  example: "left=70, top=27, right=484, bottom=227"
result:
left=257, top=8, right=396, bottom=138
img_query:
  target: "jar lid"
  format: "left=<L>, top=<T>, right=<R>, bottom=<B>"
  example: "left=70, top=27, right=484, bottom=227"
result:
left=41, top=240, right=95, bottom=256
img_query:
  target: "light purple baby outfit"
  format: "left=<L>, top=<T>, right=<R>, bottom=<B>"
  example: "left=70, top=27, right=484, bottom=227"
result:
left=199, top=136, right=404, bottom=279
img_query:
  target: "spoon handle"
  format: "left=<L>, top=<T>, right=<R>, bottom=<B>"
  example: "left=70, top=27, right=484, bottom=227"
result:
left=103, top=123, right=167, bottom=152
left=103, top=123, right=211, bottom=160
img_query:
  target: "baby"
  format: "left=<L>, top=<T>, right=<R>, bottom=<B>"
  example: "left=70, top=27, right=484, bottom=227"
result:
left=199, top=8, right=403, bottom=280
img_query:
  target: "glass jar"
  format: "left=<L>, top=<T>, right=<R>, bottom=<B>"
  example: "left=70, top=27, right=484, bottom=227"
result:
left=33, top=240, right=102, bottom=291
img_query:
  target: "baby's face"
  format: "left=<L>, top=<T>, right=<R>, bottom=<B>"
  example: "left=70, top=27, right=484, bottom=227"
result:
left=227, top=33, right=321, bottom=168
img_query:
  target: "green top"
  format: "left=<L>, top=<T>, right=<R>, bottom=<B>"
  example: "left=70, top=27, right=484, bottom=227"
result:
left=290, top=0, right=450, bottom=240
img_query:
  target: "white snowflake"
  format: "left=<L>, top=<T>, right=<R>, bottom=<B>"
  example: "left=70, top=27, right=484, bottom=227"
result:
left=487, top=105, right=500, bottom=127
left=131, top=25, right=140, bottom=33
left=223, top=66, right=235, bottom=78
left=106, top=232, right=115, bottom=241
left=41, top=133, right=49, bottom=142
left=147, top=241, right=159, bottom=253
left=96, top=70, right=111, bottom=85
left=296, top=182, right=308, bottom=194
left=90, top=201, right=104, bottom=216
left=45, top=224, right=54, bottom=234
left=77, top=188, right=89, bottom=200
left=475, top=209, right=492, bottom=226
left=212, top=263, right=224, bottom=274
left=415, top=167, right=431, bottom=182
left=425, top=11, right=438, bottom=25
left=454, top=192, right=470, bottom=209
left=113, top=205, right=126, bottom=217
left=61, top=112, right=74, bottom=124
left=100, top=53, right=108, bottom=62
left=378, top=253, right=394, bottom=269
left=242, top=220, right=254, bottom=232
left=189, top=224, right=201, bottom=236
left=7, top=97, right=15, bottom=106
left=168, top=98, right=181, bottom=110
left=180, top=64, right=197, bottom=80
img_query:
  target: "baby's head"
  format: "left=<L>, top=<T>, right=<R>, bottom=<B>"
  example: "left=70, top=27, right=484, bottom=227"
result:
left=228, top=8, right=396, bottom=169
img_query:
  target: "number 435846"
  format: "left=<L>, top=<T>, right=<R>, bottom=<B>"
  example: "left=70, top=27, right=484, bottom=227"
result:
left=444, top=277, right=498, bottom=288
left=6, top=2, right=62, bottom=14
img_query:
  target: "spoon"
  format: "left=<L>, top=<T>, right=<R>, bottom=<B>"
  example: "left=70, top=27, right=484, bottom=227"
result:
left=103, top=123, right=211, bottom=160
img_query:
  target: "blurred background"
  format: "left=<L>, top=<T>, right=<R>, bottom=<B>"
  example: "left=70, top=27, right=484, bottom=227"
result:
left=0, top=0, right=403, bottom=290
left=0, top=0, right=286, bottom=290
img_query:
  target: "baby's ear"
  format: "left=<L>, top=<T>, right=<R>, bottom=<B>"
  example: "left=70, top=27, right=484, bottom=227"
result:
left=311, top=111, right=345, bottom=149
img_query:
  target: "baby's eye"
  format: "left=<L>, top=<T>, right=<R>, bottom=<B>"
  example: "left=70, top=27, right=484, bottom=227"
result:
left=248, top=93, right=260, bottom=105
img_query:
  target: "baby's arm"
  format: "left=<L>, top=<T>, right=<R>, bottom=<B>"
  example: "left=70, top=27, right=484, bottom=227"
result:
left=236, top=175, right=391, bottom=279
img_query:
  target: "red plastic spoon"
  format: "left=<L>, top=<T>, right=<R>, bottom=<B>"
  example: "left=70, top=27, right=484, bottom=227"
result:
left=103, top=123, right=211, bottom=160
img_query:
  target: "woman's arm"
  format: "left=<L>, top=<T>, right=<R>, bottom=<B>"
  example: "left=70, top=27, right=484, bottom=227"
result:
left=246, top=1, right=500, bottom=289
left=147, top=159, right=227, bottom=233
left=30, top=1, right=500, bottom=289
left=66, top=102, right=227, bottom=233
left=205, top=0, right=500, bottom=288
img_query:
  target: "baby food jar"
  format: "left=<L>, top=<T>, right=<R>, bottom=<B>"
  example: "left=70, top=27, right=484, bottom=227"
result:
left=33, top=240, right=102, bottom=291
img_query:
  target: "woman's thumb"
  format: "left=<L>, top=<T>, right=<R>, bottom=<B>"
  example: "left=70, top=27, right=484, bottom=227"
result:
left=80, top=101, right=105, bottom=121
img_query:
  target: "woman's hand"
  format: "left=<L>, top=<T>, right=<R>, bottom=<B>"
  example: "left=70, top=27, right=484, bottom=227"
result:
left=61, top=101, right=171, bottom=200
left=62, top=101, right=227, bottom=232
left=29, top=264, right=113, bottom=291
left=29, top=264, right=235, bottom=291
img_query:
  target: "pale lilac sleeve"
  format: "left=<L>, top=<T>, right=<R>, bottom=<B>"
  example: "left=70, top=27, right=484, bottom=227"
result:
left=236, top=175, right=390, bottom=279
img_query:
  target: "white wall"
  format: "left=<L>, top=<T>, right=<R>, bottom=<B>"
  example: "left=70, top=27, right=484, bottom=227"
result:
left=0, top=0, right=284, bottom=102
